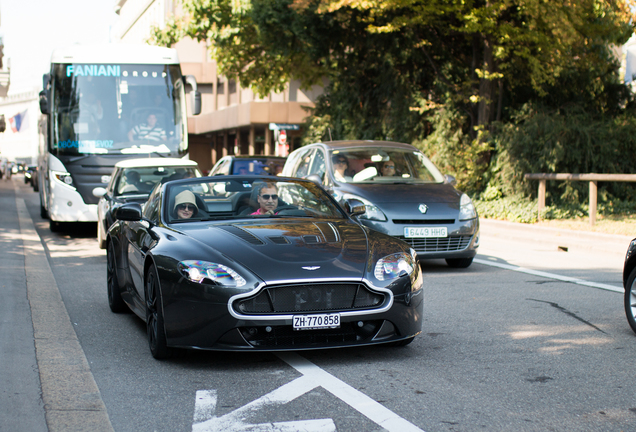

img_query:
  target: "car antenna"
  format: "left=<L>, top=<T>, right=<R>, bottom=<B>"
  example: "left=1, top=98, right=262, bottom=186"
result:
left=328, top=128, right=333, bottom=141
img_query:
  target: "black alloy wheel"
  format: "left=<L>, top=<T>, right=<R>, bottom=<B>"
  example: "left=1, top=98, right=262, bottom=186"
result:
left=106, top=242, right=127, bottom=313
left=624, top=267, right=636, bottom=334
left=145, top=264, right=173, bottom=359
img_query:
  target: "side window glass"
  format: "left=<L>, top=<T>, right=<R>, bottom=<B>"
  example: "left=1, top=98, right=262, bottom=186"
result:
left=143, top=188, right=160, bottom=221
left=216, top=159, right=230, bottom=175
left=294, top=148, right=314, bottom=178
left=309, top=149, right=326, bottom=181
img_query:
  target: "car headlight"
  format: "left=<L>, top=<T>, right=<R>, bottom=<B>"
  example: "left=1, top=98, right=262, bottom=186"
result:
left=374, top=252, right=415, bottom=281
left=459, top=193, right=477, bottom=221
left=342, top=193, right=387, bottom=221
left=178, top=260, right=247, bottom=287
left=52, top=170, right=76, bottom=189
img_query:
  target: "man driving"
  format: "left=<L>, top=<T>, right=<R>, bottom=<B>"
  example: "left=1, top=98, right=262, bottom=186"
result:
left=251, top=182, right=278, bottom=215
left=128, top=113, right=167, bottom=142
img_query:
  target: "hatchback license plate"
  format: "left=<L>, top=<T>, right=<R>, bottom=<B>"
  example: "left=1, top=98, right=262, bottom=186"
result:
left=293, top=313, right=340, bottom=330
left=404, top=227, right=448, bottom=238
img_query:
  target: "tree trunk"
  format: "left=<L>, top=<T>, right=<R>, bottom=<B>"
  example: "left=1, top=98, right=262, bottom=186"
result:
left=477, top=35, right=494, bottom=127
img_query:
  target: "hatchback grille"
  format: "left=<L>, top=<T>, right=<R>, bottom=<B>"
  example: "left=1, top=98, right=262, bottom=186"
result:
left=235, top=283, right=386, bottom=315
left=397, top=235, right=472, bottom=253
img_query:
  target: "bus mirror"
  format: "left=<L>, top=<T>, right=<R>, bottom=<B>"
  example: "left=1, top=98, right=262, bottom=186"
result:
left=191, top=90, right=201, bottom=116
left=184, top=75, right=201, bottom=116
left=39, top=91, right=49, bottom=114
left=0, top=115, right=5, bottom=133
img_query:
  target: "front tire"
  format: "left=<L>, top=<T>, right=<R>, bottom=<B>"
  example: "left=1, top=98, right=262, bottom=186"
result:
left=146, top=264, right=173, bottom=359
left=97, top=221, right=106, bottom=249
left=446, top=257, right=473, bottom=268
left=624, top=268, right=636, bottom=334
left=107, top=242, right=127, bottom=313
left=49, top=220, right=62, bottom=232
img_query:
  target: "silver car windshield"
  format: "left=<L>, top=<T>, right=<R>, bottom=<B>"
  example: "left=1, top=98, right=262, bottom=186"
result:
left=330, top=148, right=445, bottom=183
left=165, top=178, right=346, bottom=223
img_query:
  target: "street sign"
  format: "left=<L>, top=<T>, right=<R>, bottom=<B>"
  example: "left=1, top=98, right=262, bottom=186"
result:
left=269, top=123, right=300, bottom=131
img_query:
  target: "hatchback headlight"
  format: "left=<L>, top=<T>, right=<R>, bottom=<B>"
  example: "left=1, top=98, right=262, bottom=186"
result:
left=342, top=193, right=387, bottom=221
left=178, top=260, right=247, bottom=287
left=374, top=252, right=415, bottom=281
left=459, top=193, right=477, bottom=221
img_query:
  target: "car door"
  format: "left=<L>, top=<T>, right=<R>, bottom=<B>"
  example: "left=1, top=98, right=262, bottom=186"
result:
left=126, top=188, right=161, bottom=307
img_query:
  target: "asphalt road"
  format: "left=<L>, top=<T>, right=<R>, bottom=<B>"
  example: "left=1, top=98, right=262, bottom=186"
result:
left=2, top=174, right=636, bottom=432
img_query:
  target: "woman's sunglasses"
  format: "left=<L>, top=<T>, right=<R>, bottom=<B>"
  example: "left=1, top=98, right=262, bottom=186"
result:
left=177, top=204, right=195, bottom=211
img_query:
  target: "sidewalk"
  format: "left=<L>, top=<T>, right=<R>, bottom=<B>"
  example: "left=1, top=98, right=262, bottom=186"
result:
left=479, top=218, right=634, bottom=257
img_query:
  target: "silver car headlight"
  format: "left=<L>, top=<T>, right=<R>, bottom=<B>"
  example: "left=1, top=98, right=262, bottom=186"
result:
left=459, top=193, right=477, bottom=221
left=178, top=260, right=247, bottom=287
left=342, top=193, right=387, bottom=221
left=374, top=252, right=415, bottom=281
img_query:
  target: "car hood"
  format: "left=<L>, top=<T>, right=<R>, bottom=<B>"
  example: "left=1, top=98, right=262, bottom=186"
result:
left=182, top=219, right=370, bottom=282
left=337, top=182, right=461, bottom=204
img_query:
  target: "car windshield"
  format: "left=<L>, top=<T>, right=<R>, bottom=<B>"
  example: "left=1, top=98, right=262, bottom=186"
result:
left=165, top=177, right=346, bottom=223
left=115, top=166, right=198, bottom=196
left=231, top=158, right=285, bottom=176
left=329, top=147, right=445, bottom=183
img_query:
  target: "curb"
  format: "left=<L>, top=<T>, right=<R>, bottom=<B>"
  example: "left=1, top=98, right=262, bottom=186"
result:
left=479, top=218, right=634, bottom=256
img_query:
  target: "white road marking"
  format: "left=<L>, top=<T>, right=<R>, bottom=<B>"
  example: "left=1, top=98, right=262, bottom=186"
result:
left=474, top=258, right=623, bottom=293
left=192, top=353, right=425, bottom=432
left=192, top=377, right=336, bottom=431
left=277, top=352, right=424, bottom=432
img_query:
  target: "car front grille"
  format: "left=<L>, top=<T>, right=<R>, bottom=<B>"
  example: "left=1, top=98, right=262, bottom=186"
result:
left=397, top=235, right=473, bottom=253
left=239, top=320, right=384, bottom=347
left=234, top=283, right=386, bottom=315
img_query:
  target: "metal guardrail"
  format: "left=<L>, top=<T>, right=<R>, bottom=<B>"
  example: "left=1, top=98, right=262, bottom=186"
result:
left=524, top=173, right=636, bottom=225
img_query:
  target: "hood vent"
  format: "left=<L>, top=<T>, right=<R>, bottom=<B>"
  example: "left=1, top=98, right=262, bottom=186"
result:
left=303, top=235, right=321, bottom=244
left=268, top=236, right=291, bottom=245
left=314, top=222, right=339, bottom=243
left=217, top=225, right=264, bottom=245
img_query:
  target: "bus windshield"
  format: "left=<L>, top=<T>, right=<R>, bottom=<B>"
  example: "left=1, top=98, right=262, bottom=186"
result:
left=50, top=63, right=187, bottom=156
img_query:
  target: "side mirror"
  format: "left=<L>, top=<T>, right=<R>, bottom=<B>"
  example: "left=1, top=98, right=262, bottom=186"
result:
left=305, top=174, right=323, bottom=186
left=344, top=199, right=366, bottom=217
left=39, top=91, right=49, bottom=114
left=444, top=174, right=457, bottom=186
left=184, top=75, right=202, bottom=116
left=92, top=187, right=107, bottom=198
left=115, top=203, right=143, bottom=222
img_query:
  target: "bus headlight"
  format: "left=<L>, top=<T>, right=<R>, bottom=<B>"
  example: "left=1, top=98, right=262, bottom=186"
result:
left=52, top=170, right=76, bottom=189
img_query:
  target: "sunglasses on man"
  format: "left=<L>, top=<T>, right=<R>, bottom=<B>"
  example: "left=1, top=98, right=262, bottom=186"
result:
left=260, top=194, right=278, bottom=200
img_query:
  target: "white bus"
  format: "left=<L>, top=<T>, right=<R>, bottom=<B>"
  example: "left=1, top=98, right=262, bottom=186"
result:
left=37, top=44, right=201, bottom=232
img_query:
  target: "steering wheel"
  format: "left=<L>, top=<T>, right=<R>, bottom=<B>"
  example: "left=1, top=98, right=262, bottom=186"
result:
left=274, top=204, right=299, bottom=215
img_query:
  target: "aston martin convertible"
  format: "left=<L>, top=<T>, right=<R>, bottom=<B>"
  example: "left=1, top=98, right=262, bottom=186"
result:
left=106, top=176, right=424, bottom=359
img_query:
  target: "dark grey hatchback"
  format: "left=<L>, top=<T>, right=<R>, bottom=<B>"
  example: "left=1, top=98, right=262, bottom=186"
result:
left=282, top=140, right=480, bottom=267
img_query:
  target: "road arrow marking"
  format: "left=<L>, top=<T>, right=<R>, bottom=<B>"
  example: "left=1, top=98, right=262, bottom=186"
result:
left=192, top=353, right=424, bottom=432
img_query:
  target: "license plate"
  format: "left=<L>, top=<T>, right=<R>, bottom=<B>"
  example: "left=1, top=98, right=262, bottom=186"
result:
left=293, top=313, right=341, bottom=330
left=404, top=227, right=448, bottom=238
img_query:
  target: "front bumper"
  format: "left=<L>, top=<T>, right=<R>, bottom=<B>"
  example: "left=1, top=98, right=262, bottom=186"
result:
left=363, top=218, right=479, bottom=260
left=161, top=277, right=424, bottom=351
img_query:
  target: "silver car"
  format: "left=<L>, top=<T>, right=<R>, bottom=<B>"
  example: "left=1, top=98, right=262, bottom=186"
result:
left=282, top=140, right=479, bottom=268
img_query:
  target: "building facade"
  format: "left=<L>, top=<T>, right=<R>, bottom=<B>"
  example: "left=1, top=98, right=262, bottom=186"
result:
left=112, top=0, right=323, bottom=173
left=0, top=91, right=39, bottom=165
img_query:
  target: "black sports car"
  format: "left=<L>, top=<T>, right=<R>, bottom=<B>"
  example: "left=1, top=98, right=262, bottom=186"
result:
left=107, top=175, right=424, bottom=359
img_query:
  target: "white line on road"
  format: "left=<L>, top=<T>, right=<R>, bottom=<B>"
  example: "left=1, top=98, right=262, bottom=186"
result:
left=474, top=258, right=623, bottom=293
left=277, top=352, right=425, bottom=432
